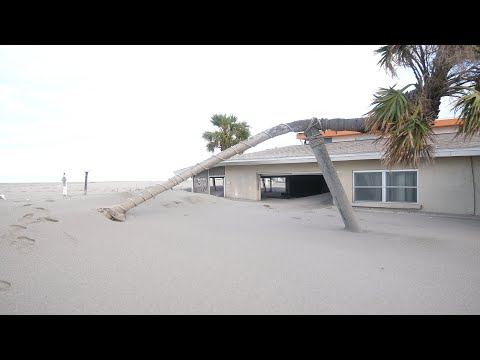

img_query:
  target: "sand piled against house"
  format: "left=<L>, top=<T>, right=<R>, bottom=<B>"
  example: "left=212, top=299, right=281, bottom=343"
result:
left=1, top=181, right=480, bottom=314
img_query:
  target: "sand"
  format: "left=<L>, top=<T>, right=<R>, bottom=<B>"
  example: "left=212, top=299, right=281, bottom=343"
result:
left=1, top=181, right=480, bottom=314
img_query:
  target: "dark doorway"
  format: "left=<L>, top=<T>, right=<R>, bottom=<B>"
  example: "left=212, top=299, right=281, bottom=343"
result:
left=210, top=177, right=224, bottom=197
left=261, top=174, right=329, bottom=199
left=260, top=177, right=286, bottom=199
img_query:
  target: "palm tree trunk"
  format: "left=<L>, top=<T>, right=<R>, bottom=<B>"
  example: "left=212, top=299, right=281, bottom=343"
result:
left=98, top=117, right=367, bottom=225
left=304, top=128, right=361, bottom=232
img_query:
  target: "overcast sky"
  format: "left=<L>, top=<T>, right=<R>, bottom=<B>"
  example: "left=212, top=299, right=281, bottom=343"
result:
left=0, top=45, right=455, bottom=183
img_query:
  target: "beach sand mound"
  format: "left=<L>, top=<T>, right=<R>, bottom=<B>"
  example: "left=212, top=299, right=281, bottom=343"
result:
left=1, top=181, right=480, bottom=314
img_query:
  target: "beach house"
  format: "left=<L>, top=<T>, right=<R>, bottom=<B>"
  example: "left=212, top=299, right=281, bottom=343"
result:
left=184, top=119, right=480, bottom=216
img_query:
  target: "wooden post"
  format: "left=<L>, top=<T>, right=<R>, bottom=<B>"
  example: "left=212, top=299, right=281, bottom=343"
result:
left=84, top=171, right=89, bottom=195
left=305, top=129, right=361, bottom=232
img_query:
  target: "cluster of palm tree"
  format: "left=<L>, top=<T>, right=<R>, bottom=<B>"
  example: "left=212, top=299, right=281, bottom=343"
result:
left=366, top=45, right=480, bottom=167
left=101, top=45, right=480, bottom=231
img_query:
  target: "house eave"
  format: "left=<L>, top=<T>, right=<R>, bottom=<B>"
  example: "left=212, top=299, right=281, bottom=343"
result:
left=217, top=148, right=480, bottom=166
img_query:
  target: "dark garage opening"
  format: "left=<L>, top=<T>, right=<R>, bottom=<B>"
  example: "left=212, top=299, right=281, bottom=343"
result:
left=261, top=174, right=330, bottom=199
left=209, top=177, right=224, bottom=197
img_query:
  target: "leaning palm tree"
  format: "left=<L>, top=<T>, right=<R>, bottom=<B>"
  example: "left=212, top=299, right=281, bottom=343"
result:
left=99, top=118, right=366, bottom=232
left=202, top=114, right=251, bottom=152
left=367, top=45, right=480, bottom=167
left=99, top=46, right=480, bottom=231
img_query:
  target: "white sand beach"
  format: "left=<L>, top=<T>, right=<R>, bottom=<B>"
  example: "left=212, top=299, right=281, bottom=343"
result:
left=1, top=181, right=479, bottom=314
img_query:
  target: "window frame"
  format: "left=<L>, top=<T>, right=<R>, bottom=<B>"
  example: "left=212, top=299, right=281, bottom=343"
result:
left=352, top=169, right=419, bottom=204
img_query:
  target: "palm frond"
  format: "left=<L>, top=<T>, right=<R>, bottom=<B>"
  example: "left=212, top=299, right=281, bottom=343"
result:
left=366, top=84, right=436, bottom=167
left=202, top=131, right=220, bottom=152
left=382, top=108, right=436, bottom=167
left=204, top=114, right=251, bottom=151
left=375, top=45, right=414, bottom=77
left=366, top=84, right=414, bottom=136
left=453, top=86, right=480, bottom=139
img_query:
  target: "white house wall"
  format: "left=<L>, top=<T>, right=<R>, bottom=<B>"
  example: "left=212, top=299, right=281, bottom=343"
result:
left=225, top=163, right=322, bottom=201
left=224, top=157, right=480, bottom=215
left=473, top=157, right=480, bottom=216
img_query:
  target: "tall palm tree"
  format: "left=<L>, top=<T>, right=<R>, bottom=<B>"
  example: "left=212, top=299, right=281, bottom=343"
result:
left=202, top=114, right=251, bottom=152
left=366, top=45, right=480, bottom=167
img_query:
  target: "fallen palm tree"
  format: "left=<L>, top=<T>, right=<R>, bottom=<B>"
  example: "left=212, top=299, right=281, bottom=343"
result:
left=98, top=117, right=367, bottom=232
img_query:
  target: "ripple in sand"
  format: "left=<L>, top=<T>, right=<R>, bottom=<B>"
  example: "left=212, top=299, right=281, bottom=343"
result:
left=0, top=280, right=12, bottom=291
left=45, top=217, right=59, bottom=222
left=23, top=204, right=33, bottom=207
left=34, top=207, right=46, bottom=210
left=45, top=200, right=55, bottom=202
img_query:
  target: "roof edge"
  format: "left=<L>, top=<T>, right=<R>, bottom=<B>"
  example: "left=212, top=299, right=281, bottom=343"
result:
left=218, top=147, right=480, bottom=166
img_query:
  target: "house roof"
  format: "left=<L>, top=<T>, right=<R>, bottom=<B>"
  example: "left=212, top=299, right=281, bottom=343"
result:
left=218, top=132, right=480, bottom=166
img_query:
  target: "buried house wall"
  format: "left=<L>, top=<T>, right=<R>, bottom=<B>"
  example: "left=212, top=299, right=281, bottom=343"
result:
left=224, top=163, right=322, bottom=201
left=333, top=157, right=477, bottom=215
left=224, top=156, right=478, bottom=215
left=417, top=157, right=476, bottom=215
left=472, top=157, right=480, bottom=216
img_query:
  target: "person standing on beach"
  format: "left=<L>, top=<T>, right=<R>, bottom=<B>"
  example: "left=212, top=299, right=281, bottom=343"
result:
left=62, top=173, right=68, bottom=197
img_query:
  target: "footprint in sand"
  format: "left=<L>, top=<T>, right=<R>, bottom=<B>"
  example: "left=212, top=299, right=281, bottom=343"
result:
left=64, top=232, right=78, bottom=244
left=23, top=204, right=33, bottom=207
left=18, top=213, right=35, bottom=226
left=8, top=235, right=36, bottom=251
left=0, top=280, right=12, bottom=291
left=16, top=236, right=35, bottom=243
left=45, top=200, right=55, bottom=202
left=35, top=217, right=59, bottom=223
left=9, top=225, right=27, bottom=230
left=34, top=207, right=46, bottom=210
left=12, top=236, right=36, bottom=249
left=1, top=224, right=27, bottom=241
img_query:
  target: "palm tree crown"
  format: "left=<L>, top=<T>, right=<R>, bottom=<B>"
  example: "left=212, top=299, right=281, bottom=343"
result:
left=366, top=45, right=480, bottom=167
left=202, top=114, right=251, bottom=152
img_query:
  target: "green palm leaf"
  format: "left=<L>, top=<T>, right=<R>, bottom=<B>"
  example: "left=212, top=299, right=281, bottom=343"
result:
left=366, top=84, right=435, bottom=167
left=203, top=114, right=251, bottom=152
left=453, top=86, right=480, bottom=139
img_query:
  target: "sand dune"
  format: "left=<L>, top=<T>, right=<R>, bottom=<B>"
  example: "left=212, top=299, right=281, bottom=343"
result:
left=1, top=181, right=479, bottom=314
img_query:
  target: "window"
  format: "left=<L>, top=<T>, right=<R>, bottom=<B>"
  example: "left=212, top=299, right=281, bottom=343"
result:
left=353, top=170, right=418, bottom=203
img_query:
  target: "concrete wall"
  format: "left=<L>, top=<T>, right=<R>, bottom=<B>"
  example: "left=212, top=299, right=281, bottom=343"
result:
left=415, top=157, right=476, bottom=215
left=224, top=157, right=480, bottom=215
left=473, top=157, right=480, bottom=216
left=225, top=163, right=322, bottom=201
